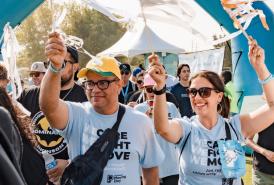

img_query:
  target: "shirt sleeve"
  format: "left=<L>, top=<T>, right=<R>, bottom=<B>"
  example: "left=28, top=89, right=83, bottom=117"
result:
left=55, top=101, right=84, bottom=142
left=229, top=114, right=244, bottom=142
left=174, top=117, right=192, bottom=147
left=140, top=116, right=165, bottom=168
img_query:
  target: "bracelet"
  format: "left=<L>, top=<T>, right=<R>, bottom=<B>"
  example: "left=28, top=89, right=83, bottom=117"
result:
left=258, top=74, right=274, bottom=85
left=49, top=62, right=66, bottom=73
left=153, top=85, right=166, bottom=95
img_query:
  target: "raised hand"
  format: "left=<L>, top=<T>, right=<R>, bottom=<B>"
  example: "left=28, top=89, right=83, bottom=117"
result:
left=248, top=37, right=265, bottom=68
left=45, top=32, right=67, bottom=68
left=147, top=54, right=166, bottom=89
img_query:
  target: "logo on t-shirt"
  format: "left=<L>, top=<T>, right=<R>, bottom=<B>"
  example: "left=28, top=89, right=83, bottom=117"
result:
left=32, top=111, right=67, bottom=155
left=107, top=174, right=126, bottom=183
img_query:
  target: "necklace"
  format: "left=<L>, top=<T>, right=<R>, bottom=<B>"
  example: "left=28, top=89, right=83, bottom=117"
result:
left=61, top=84, right=75, bottom=100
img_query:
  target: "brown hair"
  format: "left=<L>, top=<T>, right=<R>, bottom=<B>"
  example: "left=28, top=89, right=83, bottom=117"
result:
left=0, top=64, right=8, bottom=80
left=0, top=88, right=37, bottom=146
left=189, top=71, right=230, bottom=118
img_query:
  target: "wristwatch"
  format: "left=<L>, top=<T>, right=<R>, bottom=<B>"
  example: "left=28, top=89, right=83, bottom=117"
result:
left=152, top=85, right=166, bottom=95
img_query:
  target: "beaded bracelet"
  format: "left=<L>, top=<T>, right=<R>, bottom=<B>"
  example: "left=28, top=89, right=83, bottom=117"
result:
left=258, top=74, right=274, bottom=85
left=49, top=62, right=66, bottom=73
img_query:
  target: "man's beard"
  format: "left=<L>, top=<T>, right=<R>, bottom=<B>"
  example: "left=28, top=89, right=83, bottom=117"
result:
left=61, top=74, right=73, bottom=87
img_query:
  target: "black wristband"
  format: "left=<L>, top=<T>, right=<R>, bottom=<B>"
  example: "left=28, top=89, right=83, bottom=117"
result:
left=153, top=85, right=166, bottom=95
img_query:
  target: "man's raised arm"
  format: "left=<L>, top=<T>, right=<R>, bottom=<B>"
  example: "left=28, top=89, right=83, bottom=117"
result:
left=40, top=32, right=69, bottom=130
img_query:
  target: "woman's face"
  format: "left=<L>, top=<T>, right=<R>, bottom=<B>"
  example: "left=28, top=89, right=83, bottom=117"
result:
left=188, top=77, right=223, bottom=117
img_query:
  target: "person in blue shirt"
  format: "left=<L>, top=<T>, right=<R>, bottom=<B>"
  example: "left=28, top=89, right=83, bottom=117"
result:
left=40, top=32, right=164, bottom=185
left=148, top=39, right=274, bottom=185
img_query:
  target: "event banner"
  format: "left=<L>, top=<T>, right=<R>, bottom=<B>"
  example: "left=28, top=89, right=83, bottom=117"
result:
left=178, top=47, right=225, bottom=74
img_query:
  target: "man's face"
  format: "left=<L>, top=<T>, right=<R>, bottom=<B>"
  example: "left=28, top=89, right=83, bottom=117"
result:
left=84, top=72, right=122, bottom=110
left=179, top=66, right=190, bottom=82
left=120, top=70, right=131, bottom=85
left=30, top=72, right=45, bottom=86
left=61, top=52, right=78, bottom=87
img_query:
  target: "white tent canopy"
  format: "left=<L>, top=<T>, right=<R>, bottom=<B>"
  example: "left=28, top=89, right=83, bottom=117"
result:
left=98, top=20, right=213, bottom=57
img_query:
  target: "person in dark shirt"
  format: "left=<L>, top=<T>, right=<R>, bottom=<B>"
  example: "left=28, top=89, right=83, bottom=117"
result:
left=18, top=46, right=87, bottom=184
left=246, top=95, right=274, bottom=185
left=118, top=63, right=135, bottom=104
left=170, top=64, right=194, bottom=118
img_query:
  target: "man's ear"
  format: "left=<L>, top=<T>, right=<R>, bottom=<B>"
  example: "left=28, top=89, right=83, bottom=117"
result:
left=73, top=63, right=79, bottom=73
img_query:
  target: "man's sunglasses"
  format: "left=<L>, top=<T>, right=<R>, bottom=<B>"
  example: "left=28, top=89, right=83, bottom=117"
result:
left=137, top=80, right=143, bottom=85
left=121, top=71, right=130, bottom=75
left=186, top=87, right=219, bottom=98
left=30, top=72, right=44, bottom=77
left=145, top=87, right=153, bottom=93
left=83, top=79, right=118, bottom=90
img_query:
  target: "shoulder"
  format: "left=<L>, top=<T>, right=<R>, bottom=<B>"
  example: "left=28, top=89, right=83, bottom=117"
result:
left=124, top=105, right=151, bottom=124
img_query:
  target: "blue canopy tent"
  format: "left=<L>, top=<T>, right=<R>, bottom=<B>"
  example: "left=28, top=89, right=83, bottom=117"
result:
left=0, top=0, right=44, bottom=59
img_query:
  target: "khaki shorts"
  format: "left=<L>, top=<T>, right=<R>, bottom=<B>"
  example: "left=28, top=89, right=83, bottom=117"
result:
left=252, top=169, right=274, bottom=185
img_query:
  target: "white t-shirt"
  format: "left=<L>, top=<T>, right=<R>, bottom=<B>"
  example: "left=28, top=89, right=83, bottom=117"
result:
left=135, top=101, right=181, bottom=178
left=175, top=114, right=244, bottom=185
left=58, top=102, right=164, bottom=185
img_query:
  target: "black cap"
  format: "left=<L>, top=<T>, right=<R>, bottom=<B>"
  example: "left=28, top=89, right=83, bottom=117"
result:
left=119, top=63, right=131, bottom=72
left=67, top=46, right=79, bottom=63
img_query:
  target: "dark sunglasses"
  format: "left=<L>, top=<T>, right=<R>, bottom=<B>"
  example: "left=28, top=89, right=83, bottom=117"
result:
left=121, top=71, right=130, bottom=75
left=30, top=72, right=43, bottom=77
left=83, top=79, right=118, bottom=90
left=186, top=87, right=219, bottom=98
left=145, top=87, right=153, bottom=93
left=137, top=80, right=143, bottom=85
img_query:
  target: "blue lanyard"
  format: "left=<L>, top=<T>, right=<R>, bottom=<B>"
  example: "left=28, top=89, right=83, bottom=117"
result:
left=121, top=82, right=129, bottom=97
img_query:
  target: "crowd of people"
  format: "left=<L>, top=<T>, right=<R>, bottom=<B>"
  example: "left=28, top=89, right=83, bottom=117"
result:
left=0, top=32, right=273, bottom=185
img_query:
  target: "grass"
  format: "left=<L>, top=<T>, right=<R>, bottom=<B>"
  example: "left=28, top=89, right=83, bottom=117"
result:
left=243, top=156, right=252, bottom=185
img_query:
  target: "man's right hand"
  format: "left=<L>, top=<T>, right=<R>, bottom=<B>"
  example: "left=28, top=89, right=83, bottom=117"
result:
left=45, top=32, right=67, bottom=68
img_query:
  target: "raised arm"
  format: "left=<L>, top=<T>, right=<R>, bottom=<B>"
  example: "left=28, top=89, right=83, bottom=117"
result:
left=148, top=57, right=182, bottom=143
left=246, top=136, right=274, bottom=162
left=39, top=32, right=69, bottom=130
left=240, top=38, right=274, bottom=137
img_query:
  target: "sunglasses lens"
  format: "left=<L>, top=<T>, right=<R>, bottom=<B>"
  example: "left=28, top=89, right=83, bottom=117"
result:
left=187, top=88, right=197, bottom=97
left=137, top=80, right=143, bottom=84
left=199, top=88, right=211, bottom=98
left=146, top=88, right=153, bottom=93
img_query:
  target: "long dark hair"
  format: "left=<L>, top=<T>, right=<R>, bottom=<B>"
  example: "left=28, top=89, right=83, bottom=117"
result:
left=0, top=88, right=37, bottom=146
left=189, top=71, right=230, bottom=118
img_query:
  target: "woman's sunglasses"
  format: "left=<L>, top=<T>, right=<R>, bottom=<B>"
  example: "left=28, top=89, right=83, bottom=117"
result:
left=186, top=87, right=219, bottom=98
left=121, top=71, right=130, bottom=75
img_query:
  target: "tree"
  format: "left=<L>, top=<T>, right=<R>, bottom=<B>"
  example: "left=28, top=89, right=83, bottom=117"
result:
left=16, top=1, right=125, bottom=68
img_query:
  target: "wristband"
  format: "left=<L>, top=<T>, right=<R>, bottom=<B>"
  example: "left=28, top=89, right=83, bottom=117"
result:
left=258, top=74, right=274, bottom=85
left=49, top=62, right=66, bottom=73
left=153, top=85, right=166, bottom=95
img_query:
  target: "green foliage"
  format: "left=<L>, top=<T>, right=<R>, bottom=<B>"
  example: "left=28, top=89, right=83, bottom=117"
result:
left=16, top=1, right=125, bottom=68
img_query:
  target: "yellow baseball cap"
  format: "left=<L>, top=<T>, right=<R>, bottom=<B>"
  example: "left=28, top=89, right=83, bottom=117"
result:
left=77, top=56, right=121, bottom=79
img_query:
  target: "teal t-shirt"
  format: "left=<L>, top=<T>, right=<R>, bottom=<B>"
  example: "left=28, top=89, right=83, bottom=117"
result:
left=57, top=102, right=164, bottom=185
left=175, top=114, right=244, bottom=185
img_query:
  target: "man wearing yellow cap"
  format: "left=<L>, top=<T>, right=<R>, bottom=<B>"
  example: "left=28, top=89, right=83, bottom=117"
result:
left=40, top=32, right=164, bottom=185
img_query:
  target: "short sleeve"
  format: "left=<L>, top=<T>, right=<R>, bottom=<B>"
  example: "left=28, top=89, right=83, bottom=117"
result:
left=174, top=117, right=192, bottom=147
left=140, top=117, right=164, bottom=168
